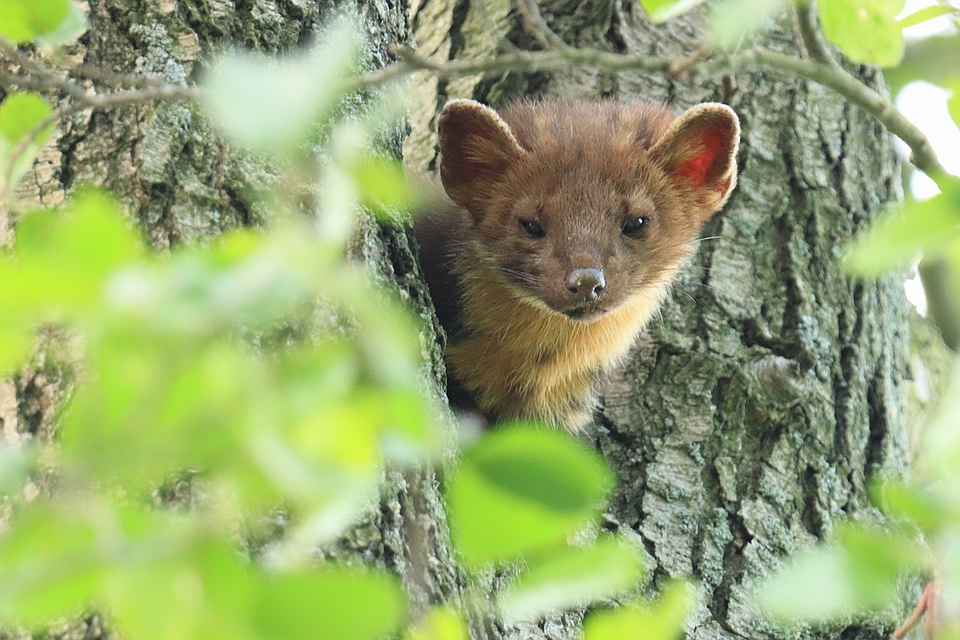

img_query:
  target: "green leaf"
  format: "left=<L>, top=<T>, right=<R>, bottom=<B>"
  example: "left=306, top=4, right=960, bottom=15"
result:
left=61, top=338, right=252, bottom=488
left=583, top=581, right=694, bottom=640
left=871, top=480, right=949, bottom=535
left=0, top=443, right=32, bottom=496
left=106, top=540, right=255, bottom=640
left=0, top=506, right=105, bottom=626
left=35, top=1, right=88, bottom=45
left=0, top=316, right=32, bottom=375
left=202, top=17, right=361, bottom=155
left=637, top=0, right=709, bottom=22
left=947, top=78, right=960, bottom=128
left=921, top=355, right=960, bottom=486
left=0, top=189, right=141, bottom=314
left=759, top=524, right=925, bottom=620
left=818, top=0, right=904, bottom=67
left=0, top=92, right=55, bottom=193
left=708, top=0, right=787, bottom=49
left=844, top=176, right=960, bottom=275
left=0, top=93, right=54, bottom=142
left=500, top=538, right=645, bottom=621
left=446, top=425, right=612, bottom=565
left=0, top=0, right=70, bottom=42
left=252, top=569, right=406, bottom=640
left=404, top=608, right=469, bottom=640
left=898, top=4, right=957, bottom=29
left=350, top=153, right=416, bottom=215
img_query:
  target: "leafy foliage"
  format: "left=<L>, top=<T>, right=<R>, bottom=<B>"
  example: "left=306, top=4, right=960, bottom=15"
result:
left=2, top=0, right=960, bottom=637
left=0, top=2, right=667, bottom=639
left=0, top=0, right=69, bottom=42
left=818, top=0, right=905, bottom=66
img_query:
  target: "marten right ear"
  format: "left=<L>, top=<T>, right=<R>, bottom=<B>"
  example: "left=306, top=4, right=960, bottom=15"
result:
left=649, top=103, right=740, bottom=217
left=438, top=99, right=526, bottom=215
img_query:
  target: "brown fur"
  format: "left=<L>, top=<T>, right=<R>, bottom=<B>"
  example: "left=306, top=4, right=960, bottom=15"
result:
left=414, top=98, right=740, bottom=432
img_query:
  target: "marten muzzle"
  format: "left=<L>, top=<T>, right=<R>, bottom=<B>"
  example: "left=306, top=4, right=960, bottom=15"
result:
left=564, top=268, right=605, bottom=304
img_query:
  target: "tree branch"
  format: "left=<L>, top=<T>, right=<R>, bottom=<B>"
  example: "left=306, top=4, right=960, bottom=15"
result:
left=1, top=84, right=199, bottom=196
left=1, top=26, right=953, bottom=190
left=793, top=0, right=839, bottom=68
left=516, top=0, right=570, bottom=51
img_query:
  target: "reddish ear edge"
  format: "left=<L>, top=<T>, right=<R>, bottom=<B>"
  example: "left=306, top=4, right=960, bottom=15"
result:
left=650, top=103, right=741, bottom=213
left=437, top=99, right=526, bottom=213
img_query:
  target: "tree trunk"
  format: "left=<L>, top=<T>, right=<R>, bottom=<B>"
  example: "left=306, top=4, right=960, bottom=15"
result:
left=2, top=0, right=912, bottom=639
left=405, top=1, right=912, bottom=639
left=1, top=0, right=462, bottom=635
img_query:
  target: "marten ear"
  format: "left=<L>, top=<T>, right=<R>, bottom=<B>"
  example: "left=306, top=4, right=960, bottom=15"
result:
left=649, top=103, right=740, bottom=216
left=438, top=99, right=526, bottom=214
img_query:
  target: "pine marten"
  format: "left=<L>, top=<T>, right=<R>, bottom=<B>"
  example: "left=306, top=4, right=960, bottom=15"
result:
left=414, top=98, right=740, bottom=432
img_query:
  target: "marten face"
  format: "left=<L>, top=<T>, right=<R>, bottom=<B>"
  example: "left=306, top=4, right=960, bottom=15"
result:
left=437, top=99, right=740, bottom=322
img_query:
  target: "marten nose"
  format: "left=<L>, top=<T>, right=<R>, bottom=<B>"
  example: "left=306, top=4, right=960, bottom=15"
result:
left=564, top=268, right=605, bottom=303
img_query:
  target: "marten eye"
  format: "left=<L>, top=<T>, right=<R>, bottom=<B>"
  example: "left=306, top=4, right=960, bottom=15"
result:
left=621, top=216, right=649, bottom=238
left=520, top=220, right=546, bottom=238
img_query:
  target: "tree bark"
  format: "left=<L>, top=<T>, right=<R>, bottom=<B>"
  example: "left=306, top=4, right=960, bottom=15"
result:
left=406, top=1, right=912, bottom=639
left=1, top=0, right=462, bottom=635
left=2, top=0, right=913, bottom=639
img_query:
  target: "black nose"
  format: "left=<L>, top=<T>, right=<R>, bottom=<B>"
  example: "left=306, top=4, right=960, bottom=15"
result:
left=564, top=268, right=605, bottom=303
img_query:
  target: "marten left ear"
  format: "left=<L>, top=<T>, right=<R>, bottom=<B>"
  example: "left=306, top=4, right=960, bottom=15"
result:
left=649, top=103, right=740, bottom=216
left=437, top=99, right=526, bottom=216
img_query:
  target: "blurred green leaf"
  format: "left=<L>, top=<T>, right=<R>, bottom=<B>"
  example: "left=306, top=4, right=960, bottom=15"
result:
left=872, top=480, right=950, bottom=535
left=350, top=153, right=416, bottom=215
left=0, top=507, right=103, bottom=626
left=106, top=541, right=255, bottom=640
left=0, top=0, right=70, bottom=42
left=500, top=538, right=645, bottom=621
left=582, top=581, right=694, bottom=640
left=35, top=1, right=87, bottom=45
left=637, top=0, right=709, bottom=22
left=252, top=569, right=405, bottom=640
left=0, top=443, right=32, bottom=496
left=0, top=93, right=53, bottom=142
left=0, top=189, right=141, bottom=313
left=446, top=425, right=612, bottom=565
left=760, top=524, right=925, bottom=620
left=203, top=17, right=360, bottom=155
left=838, top=525, right=926, bottom=602
left=898, top=4, right=956, bottom=28
left=404, top=607, right=469, bottom=640
left=0, top=92, right=55, bottom=192
left=844, top=175, right=960, bottom=275
left=760, top=546, right=853, bottom=619
left=947, top=78, right=960, bottom=128
left=0, top=318, right=31, bottom=375
left=708, top=0, right=786, bottom=49
left=819, top=0, right=904, bottom=67
left=922, top=355, right=960, bottom=486
left=61, top=337, right=253, bottom=488
left=885, top=35, right=960, bottom=94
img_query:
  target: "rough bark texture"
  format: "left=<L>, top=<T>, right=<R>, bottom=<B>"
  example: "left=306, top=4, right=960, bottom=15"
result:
left=405, top=1, right=912, bottom=639
left=0, top=0, right=462, bottom=635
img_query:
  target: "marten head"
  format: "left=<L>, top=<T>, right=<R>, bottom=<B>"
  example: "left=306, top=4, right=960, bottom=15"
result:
left=437, top=98, right=740, bottom=321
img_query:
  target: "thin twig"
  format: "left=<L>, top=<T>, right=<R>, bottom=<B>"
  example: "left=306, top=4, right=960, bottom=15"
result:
left=1, top=85, right=199, bottom=195
left=68, top=63, right=167, bottom=89
left=1, top=27, right=952, bottom=190
left=794, top=0, right=839, bottom=67
left=0, top=38, right=89, bottom=101
left=516, top=0, right=570, bottom=50
left=366, top=41, right=948, bottom=184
